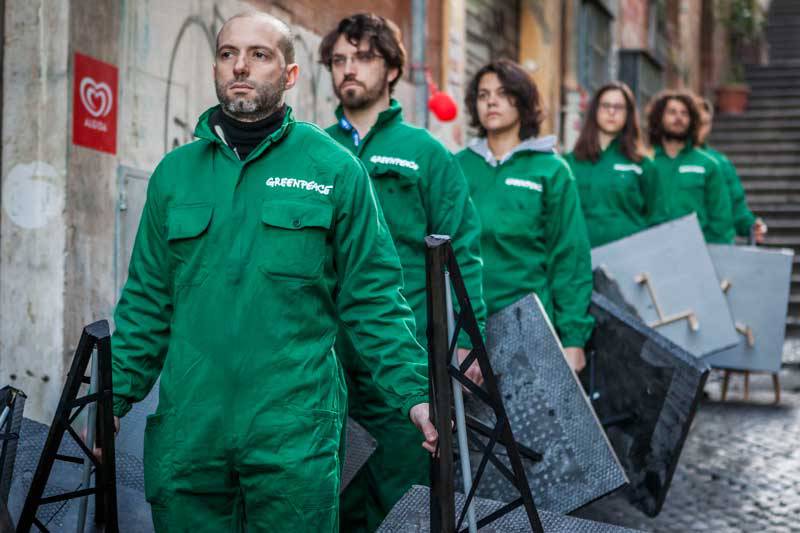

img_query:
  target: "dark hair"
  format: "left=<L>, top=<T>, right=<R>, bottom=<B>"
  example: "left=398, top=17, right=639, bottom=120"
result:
left=646, top=90, right=701, bottom=147
left=318, top=13, right=406, bottom=93
left=465, top=59, right=544, bottom=140
left=572, top=82, right=645, bottom=163
left=216, top=12, right=295, bottom=65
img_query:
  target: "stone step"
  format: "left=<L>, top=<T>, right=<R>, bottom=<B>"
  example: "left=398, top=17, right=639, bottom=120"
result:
left=746, top=88, right=800, bottom=99
left=713, top=142, right=800, bottom=155
left=744, top=181, right=800, bottom=195
left=747, top=78, right=800, bottom=89
left=713, top=117, right=800, bottom=130
left=735, top=167, right=800, bottom=179
left=712, top=130, right=800, bottom=142
left=730, top=153, right=800, bottom=166
left=745, top=192, right=800, bottom=204
left=745, top=65, right=800, bottom=79
left=744, top=203, right=800, bottom=216
left=717, top=108, right=800, bottom=120
left=746, top=98, right=800, bottom=111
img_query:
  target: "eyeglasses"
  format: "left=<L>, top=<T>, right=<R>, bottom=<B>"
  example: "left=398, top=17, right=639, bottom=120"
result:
left=331, top=51, right=382, bottom=68
left=599, top=102, right=627, bottom=113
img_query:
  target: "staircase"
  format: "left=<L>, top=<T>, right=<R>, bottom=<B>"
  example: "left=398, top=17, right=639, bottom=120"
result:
left=711, top=0, right=800, bottom=337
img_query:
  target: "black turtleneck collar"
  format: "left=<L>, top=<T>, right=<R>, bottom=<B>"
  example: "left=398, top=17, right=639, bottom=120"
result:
left=209, top=105, right=287, bottom=160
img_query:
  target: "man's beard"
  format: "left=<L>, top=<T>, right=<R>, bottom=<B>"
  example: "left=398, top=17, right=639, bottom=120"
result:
left=334, top=72, right=388, bottom=110
left=663, top=124, right=690, bottom=142
left=215, top=71, right=287, bottom=122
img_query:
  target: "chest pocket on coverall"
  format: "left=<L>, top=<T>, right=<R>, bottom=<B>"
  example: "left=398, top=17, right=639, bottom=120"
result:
left=369, top=164, right=427, bottom=243
left=498, top=177, right=544, bottom=241
left=260, top=199, right=333, bottom=281
left=166, top=204, right=214, bottom=287
left=679, top=170, right=706, bottom=191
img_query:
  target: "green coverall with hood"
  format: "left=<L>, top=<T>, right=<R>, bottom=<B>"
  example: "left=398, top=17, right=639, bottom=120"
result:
left=565, top=138, right=669, bottom=247
left=651, top=143, right=734, bottom=243
left=455, top=135, right=594, bottom=349
left=326, top=99, right=487, bottom=532
left=112, top=106, right=429, bottom=532
left=701, top=144, right=757, bottom=241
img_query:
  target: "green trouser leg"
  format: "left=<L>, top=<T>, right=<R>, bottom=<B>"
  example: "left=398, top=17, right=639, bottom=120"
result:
left=144, top=407, right=343, bottom=532
left=338, top=350, right=429, bottom=532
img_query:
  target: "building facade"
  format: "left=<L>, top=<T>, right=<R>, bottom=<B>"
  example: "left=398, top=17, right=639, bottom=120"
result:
left=0, top=0, right=747, bottom=422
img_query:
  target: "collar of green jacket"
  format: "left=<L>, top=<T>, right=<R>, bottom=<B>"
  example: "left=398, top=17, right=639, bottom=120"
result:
left=334, top=98, right=403, bottom=133
left=194, top=104, right=295, bottom=161
left=467, top=135, right=557, bottom=167
left=654, top=140, right=694, bottom=158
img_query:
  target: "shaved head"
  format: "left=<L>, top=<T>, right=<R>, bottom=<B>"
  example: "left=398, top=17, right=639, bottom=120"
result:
left=216, top=11, right=295, bottom=64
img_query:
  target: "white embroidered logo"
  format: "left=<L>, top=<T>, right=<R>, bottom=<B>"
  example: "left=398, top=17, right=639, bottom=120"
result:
left=369, top=155, right=419, bottom=171
left=613, top=163, right=643, bottom=175
left=679, top=165, right=706, bottom=174
left=266, top=177, right=333, bottom=196
left=505, top=178, right=543, bottom=192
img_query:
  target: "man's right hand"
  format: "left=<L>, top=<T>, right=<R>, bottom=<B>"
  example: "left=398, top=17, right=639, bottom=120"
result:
left=409, top=403, right=438, bottom=454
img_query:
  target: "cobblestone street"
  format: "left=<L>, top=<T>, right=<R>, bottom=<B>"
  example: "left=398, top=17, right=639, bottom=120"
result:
left=575, top=341, right=800, bottom=532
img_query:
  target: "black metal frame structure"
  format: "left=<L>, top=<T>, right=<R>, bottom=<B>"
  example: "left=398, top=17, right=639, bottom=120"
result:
left=16, top=321, right=119, bottom=533
left=425, top=235, right=543, bottom=533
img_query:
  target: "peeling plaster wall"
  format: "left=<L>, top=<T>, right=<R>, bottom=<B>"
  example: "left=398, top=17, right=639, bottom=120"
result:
left=0, top=0, right=70, bottom=422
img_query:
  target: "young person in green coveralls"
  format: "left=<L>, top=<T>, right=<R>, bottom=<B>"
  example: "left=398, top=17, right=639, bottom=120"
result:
left=318, top=14, right=487, bottom=532
left=695, top=96, right=767, bottom=243
left=646, top=90, right=734, bottom=243
left=565, top=82, right=668, bottom=247
left=455, top=59, right=594, bottom=373
left=108, top=12, right=439, bottom=532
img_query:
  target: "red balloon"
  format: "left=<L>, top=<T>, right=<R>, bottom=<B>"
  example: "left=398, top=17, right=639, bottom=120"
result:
left=429, top=91, right=458, bottom=122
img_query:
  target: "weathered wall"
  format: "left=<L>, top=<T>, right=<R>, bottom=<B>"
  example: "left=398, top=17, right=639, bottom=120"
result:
left=63, top=0, right=121, bottom=389
left=0, top=0, right=71, bottom=422
left=519, top=0, right=564, bottom=138
left=1, top=0, right=427, bottom=423
left=619, top=0, right=648, bottom=49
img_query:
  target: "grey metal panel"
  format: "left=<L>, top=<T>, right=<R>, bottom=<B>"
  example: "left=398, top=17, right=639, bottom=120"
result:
left=0, top=387, right=25, bottom=504
left=463, top=294, right=627, bottom=514
left=8, top=418, right=153, bottom=532
left=341, top=418, right=377, bottom=493
left=584, top=291, right=710, bottom=517
left=706, top=245, right=794, bottom=373
left=591, top=214, right=739, bottom=358
left=378, top=485, right=643, bottom=532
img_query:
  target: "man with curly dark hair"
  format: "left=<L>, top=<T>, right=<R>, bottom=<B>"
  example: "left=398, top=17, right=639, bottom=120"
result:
left=646, top=90, right=733, bottom=243
left=457, top=59, right=594, bottom=373
left=319, top=13, right=487, bottom=531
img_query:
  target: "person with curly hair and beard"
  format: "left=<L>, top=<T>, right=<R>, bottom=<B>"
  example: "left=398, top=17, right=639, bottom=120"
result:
left=646, top=90, right=733, bottom=243
left=456, top=59, right=593, bottom=373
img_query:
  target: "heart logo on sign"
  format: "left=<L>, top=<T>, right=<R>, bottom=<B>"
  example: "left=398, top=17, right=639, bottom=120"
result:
left=79, top=77, right=113, bottom=118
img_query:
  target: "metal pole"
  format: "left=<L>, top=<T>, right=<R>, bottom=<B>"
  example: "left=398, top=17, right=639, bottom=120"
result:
left=76, top=349, right=98, bottom=533
left=412, top=0, right=429, bottom=127
left=445, top=272, right=478, bottom=533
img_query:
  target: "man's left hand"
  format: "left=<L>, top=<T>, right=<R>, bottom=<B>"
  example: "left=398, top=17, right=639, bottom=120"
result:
left=753, top=218, right=768, bottom=244
left=563, top=347, right=586, bottom=372
left=457, top=348, right=484, bottom=388
left=409, top=403, right=438, bottom=454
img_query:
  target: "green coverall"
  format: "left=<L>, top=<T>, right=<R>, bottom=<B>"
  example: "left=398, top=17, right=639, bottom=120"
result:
left=112, top=106, right=429, bottom=532
left=652, top=143, right=734, bottom=243
left=565, top=139, right=669, bottom=247
left=326, top=100, right=486, bottom=532
left=455, top=137, right=594, bottom=349
left=701, top=144, right=757, bottom=240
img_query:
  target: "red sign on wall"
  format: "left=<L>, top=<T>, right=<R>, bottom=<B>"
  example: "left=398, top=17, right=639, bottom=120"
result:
left=72, top=52, right=118, bottom=154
